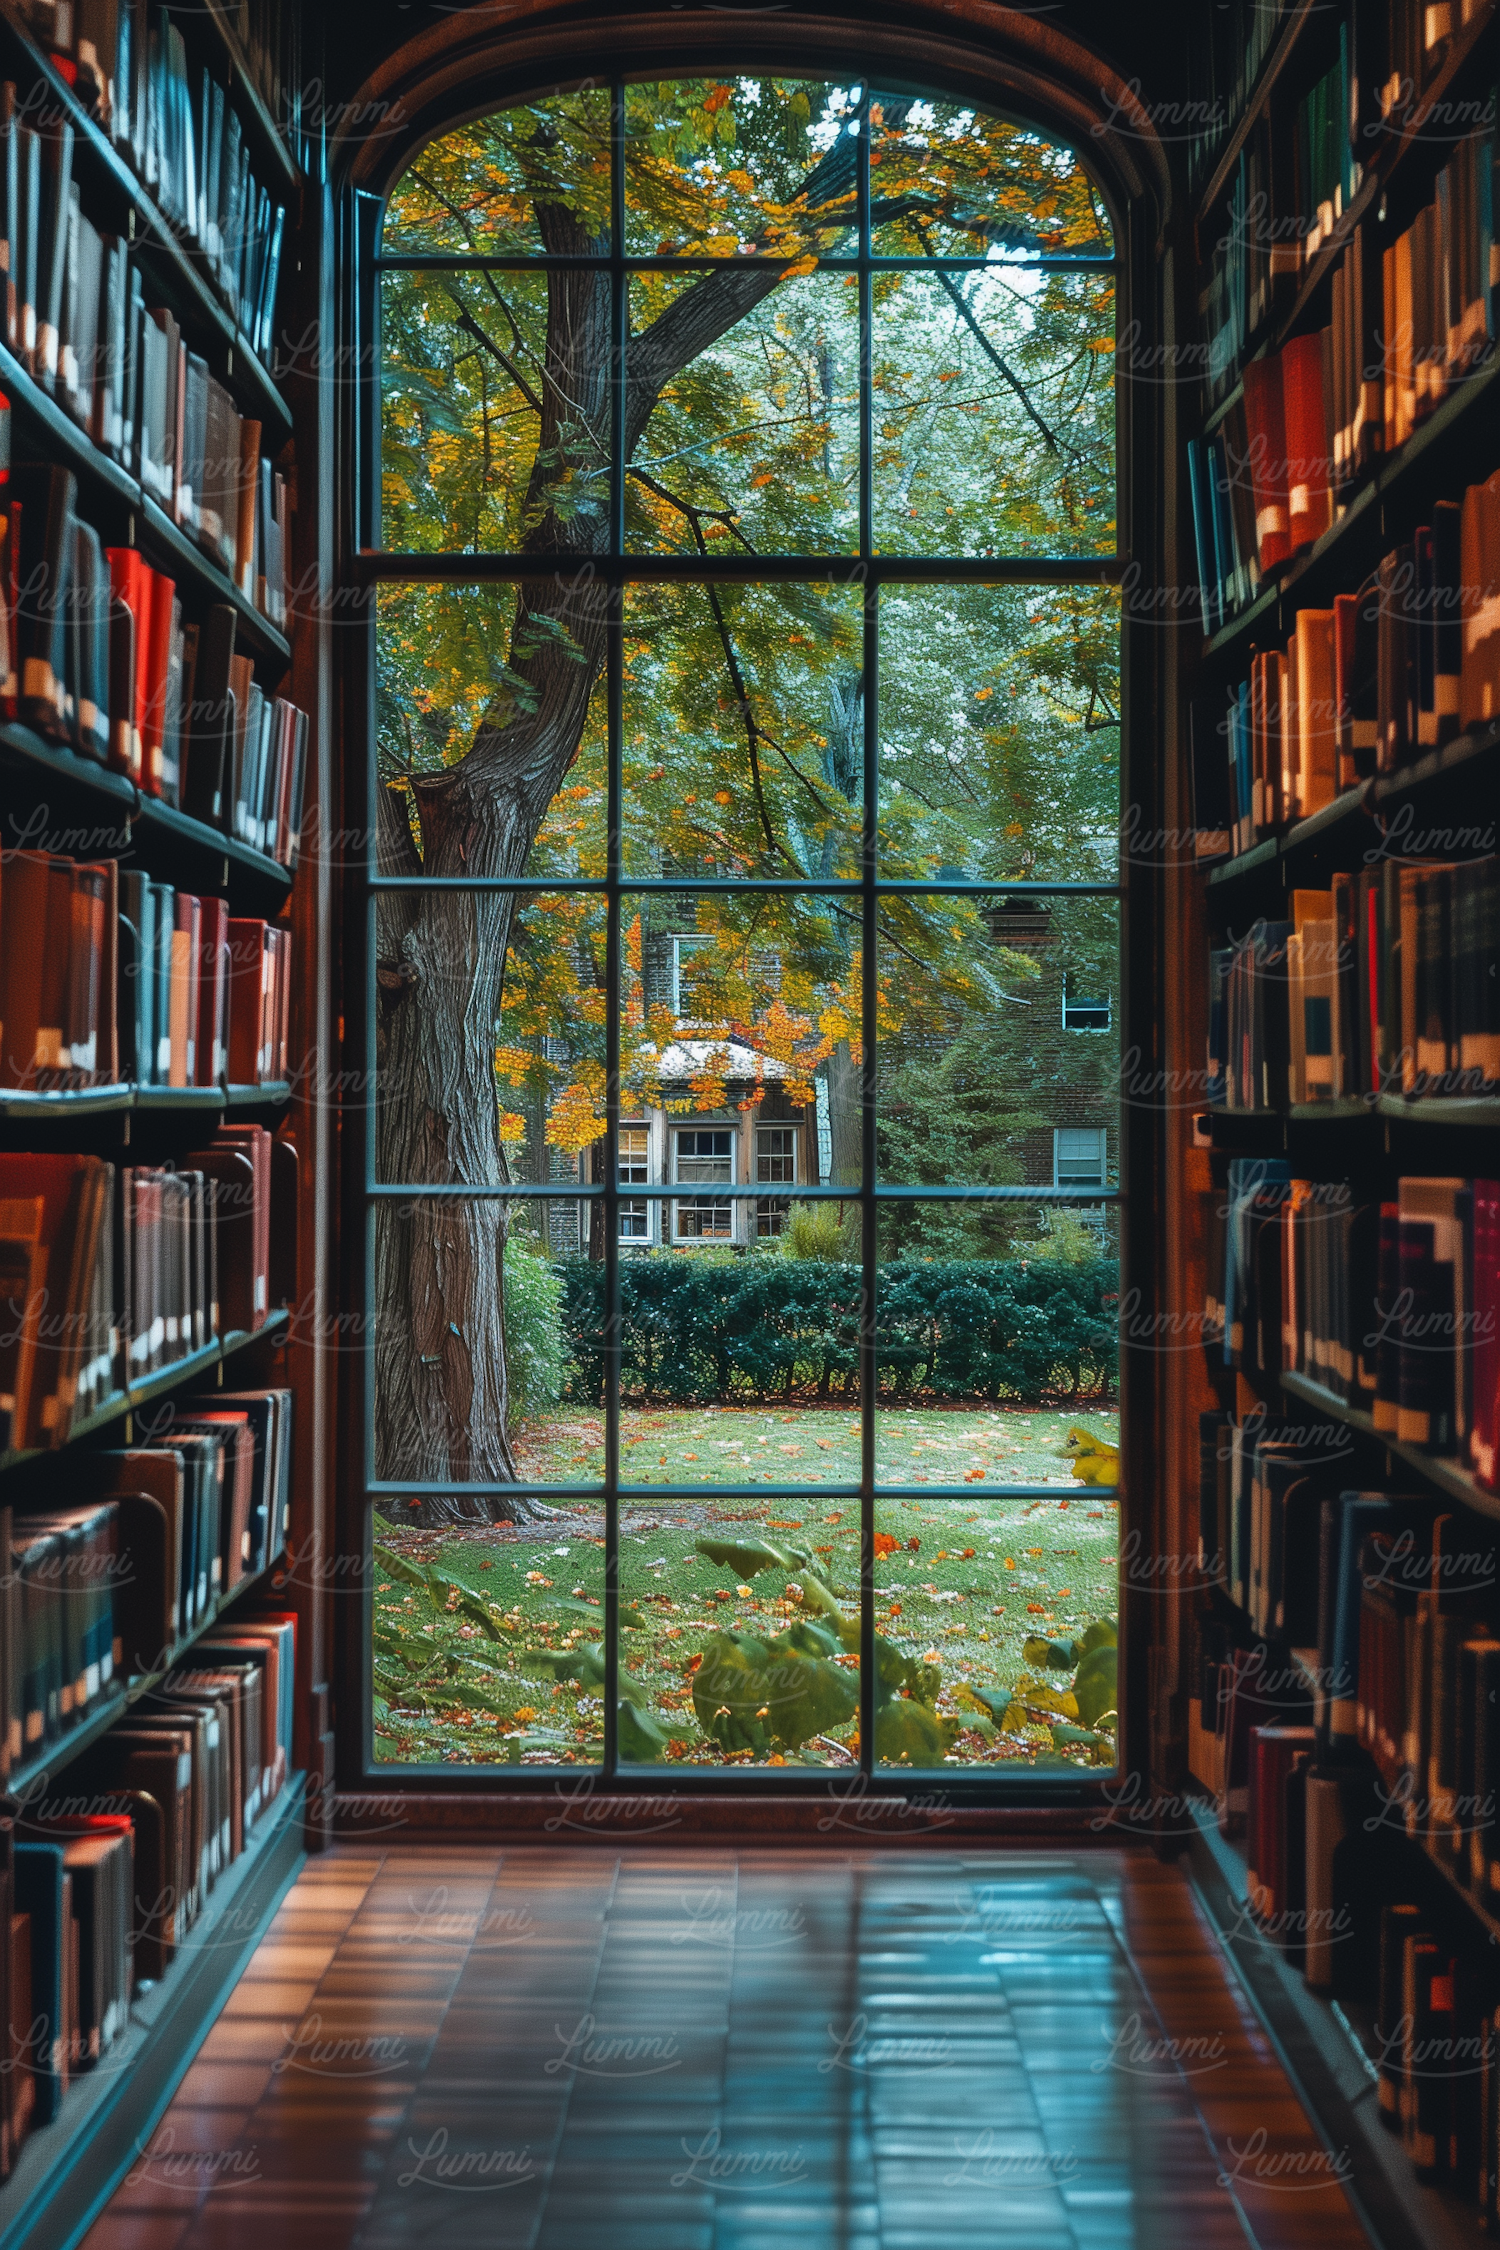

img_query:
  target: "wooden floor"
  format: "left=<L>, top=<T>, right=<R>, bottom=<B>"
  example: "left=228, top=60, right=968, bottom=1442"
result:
left=81, top=1844, right=1370, bottom=2250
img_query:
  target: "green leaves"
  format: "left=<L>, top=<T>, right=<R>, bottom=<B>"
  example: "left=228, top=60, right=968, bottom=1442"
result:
left=691, top=1623, right=858, bottom=1754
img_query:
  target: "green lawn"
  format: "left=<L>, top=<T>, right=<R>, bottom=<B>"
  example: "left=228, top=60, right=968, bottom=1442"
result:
left=373, top=1406, right=1118, bottom=1772
left=512, top=1402, right=1113, bottom=1486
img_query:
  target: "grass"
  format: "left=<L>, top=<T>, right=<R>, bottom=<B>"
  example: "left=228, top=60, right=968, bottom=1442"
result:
left=511, top=1402, right=1114, bottom=1486
left=372, top=1407, right=1119, bottom=1772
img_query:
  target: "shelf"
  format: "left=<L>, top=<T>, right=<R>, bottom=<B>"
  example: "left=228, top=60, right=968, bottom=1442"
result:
left=0, top=1772, right=306, bottom=2250
left=130, top=1085, right=226, bottom=1113
left=1280, top=1370, right=1500, bottom=1524
left=1200, top=354, right=1500, bottom=669
left=1193, top=0, right=1320, bottom=221
left=1373, top=722, right=1500, bottom=805
left=1203, top=1093, right=1500, bottom=1133
left=0, top=1307, right=292, bottom=1476
left=0, top=725, right=297, bottom=912
left=224, top=1081, right=293, bottom=1111
left=0, top=1084, right=133, bottom=1118
left=5, top=1547, right=291, bottom=1800
left=138, top=495, right=291, bottom=665
left=1202, top=725, right=1500, bottom=891
left=1185, top=1800, right=1486, bottom=2250
left=194, top=0, right=300, bottom=195
left=130, top=794, right=294, bottom=911
left=0, top=8, right=293, bottom=446
left=0, top=326, right=291, bottom=667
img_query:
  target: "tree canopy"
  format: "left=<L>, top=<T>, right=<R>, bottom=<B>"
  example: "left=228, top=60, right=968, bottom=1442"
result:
left=376, top=79, right=1119, bottom=1194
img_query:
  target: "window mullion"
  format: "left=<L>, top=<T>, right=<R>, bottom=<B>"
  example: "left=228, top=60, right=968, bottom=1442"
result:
left=857, top=92, right=877, bottom=1786
left=603, top=77, right=628, bottom=1775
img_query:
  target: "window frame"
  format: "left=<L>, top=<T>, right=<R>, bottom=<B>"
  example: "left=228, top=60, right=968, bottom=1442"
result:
left=346, top=58, right=1151, bottom=1803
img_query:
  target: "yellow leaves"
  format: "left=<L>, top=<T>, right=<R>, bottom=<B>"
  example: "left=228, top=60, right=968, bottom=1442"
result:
left=779, top=253, right=820, bottom=280
left=545, top=1077, right=607, bottom=1152
left=494, top=1044, right=542, bottom=1086
left=497, top=1111, right=527, bottom=1143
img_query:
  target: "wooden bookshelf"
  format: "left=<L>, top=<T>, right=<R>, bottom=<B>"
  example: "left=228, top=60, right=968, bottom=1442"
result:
left=1173, top=7, right=1500, bottom=2230
left=1193, top=0, right=1322, bottom=221
left=0, top=1775, right=306, bottom=2250
left=0, top=6, right=292, bottom=438
left=0, top=1, right=319, bottom=2223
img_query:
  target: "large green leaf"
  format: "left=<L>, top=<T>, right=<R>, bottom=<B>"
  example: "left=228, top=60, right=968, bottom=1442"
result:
left=1071, top=1642, right=1118, bottom=1730
left=1023, top=1634, right=1079, bottom=1671
left=619, top=1703, right=673, bottom=1763
left=691, top=1625, right=857, bottom=1753
left=1079, top=1617, right=1117, bottom=1653
left=876, top=1697, right=959, bottom=1765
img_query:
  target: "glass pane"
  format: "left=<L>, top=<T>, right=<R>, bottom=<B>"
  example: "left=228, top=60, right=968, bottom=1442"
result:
left=617, top=1493, right=862, bottom=1770
left=372, top=1194, right=603, bottom=1489
left=626, top=270, right=858, bottom=554
left=622, top=583, right=863, bottom=878
left=870, top=98, right=1113, bottom=257
left=381, top=88, right=612, bottom=256
left=872, top=268, right=1116, bottom=557
left=371, top=1505, right=607, bottom=1768
left=373, top=885, right=610, bottom=1186
left=877, top=895, right=1119, bottom=1194
left=625, top=78, right=858, bottom=256
left=375, top=583, right=607, bottom=886
left=878, top=585, right=1120, bottom=881
left=871, top=1479, right=1118, bottom=1773
left=382, top=268, right=611, bottom=553
left=873, top=1194, right=1118, bottom=1775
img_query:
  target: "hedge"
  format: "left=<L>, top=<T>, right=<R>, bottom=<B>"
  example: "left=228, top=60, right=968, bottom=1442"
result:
left=556, top=1255, right=1117, bottom=1406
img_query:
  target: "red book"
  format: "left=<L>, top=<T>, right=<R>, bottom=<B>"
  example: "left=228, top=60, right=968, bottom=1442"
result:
left=1242, top=354, right=1292, bottom=571
left=140, top=565, right=176, bottom=799
left=102, top=549, right=148, bottom=782
left=1281, top=331, right=1332, bottom=552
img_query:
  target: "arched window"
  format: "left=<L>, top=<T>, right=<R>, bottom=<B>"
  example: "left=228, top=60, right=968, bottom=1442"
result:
left=366, top=78, right=1122, bottom=1780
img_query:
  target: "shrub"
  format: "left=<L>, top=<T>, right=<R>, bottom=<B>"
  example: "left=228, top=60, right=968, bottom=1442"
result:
left=557, top=1253, right=1116, bottom=1406
left=503, top=1233, right=568, bottom=1428
left=778, top=1201, right=860, bottom=1262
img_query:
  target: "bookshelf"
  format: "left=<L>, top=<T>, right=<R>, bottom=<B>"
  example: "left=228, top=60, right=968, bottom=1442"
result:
left=1172, top=0, right=1500, bottom=2231
left=0, top=0, right=322, bottom=2231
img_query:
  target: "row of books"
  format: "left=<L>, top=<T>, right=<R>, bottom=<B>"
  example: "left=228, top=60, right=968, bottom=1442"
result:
left=1, top=850, right=292, bottom=1090
left=1190, top=155, right=1500, bottom=639
left=9, top=10, right=286, bottom=357
left=1184, top=0, right=1289, bottom=193
left=0, top=1128, right=286, bottom=1451
left=0, top=1402, right=292, bottom=1774
left=1196, top=0, right=1496, bottom=405
left=0, top=90, right=286, bottom=599
left=1, top=461, right=299, bottom=812
left=1204, top=1163, right=1500, bottom=1478
left=0, top=1604, right=296, bottom=2168
left=1226, top=1699, right=1500, bottom=2201
left=1205, top=864, right=1500, bottom=1111
left=1196, top=475, right=1500, bottom=849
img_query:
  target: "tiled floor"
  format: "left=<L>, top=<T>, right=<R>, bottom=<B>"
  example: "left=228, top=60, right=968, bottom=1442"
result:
left=81, top=1846, right=1368, bottom=2250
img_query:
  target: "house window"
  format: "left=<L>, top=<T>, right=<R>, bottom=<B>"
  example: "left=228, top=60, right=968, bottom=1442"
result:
left=1054, top=1128, right=1108, bottom=1188
left=672, top=936, right=713, bottom=1022
left=619, top=1125, right=650, bottom=1242
left=674, top=1127, right=734, bottom=1239
left=755, top=1124, right=796, bottom=1235
left=1063, top=988, right=1112, bottom=1032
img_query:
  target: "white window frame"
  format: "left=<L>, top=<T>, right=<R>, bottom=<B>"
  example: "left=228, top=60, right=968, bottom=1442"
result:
left=1061, top=986, right=1112, bottom=1033
left=1053, top=1126, right=1107, bottom=1188
left=671, top=934, right=714, bottom=1021
left=673, top=1125, right=735, bottom=1242
left=618, top=1122, right=651, bottom=1243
